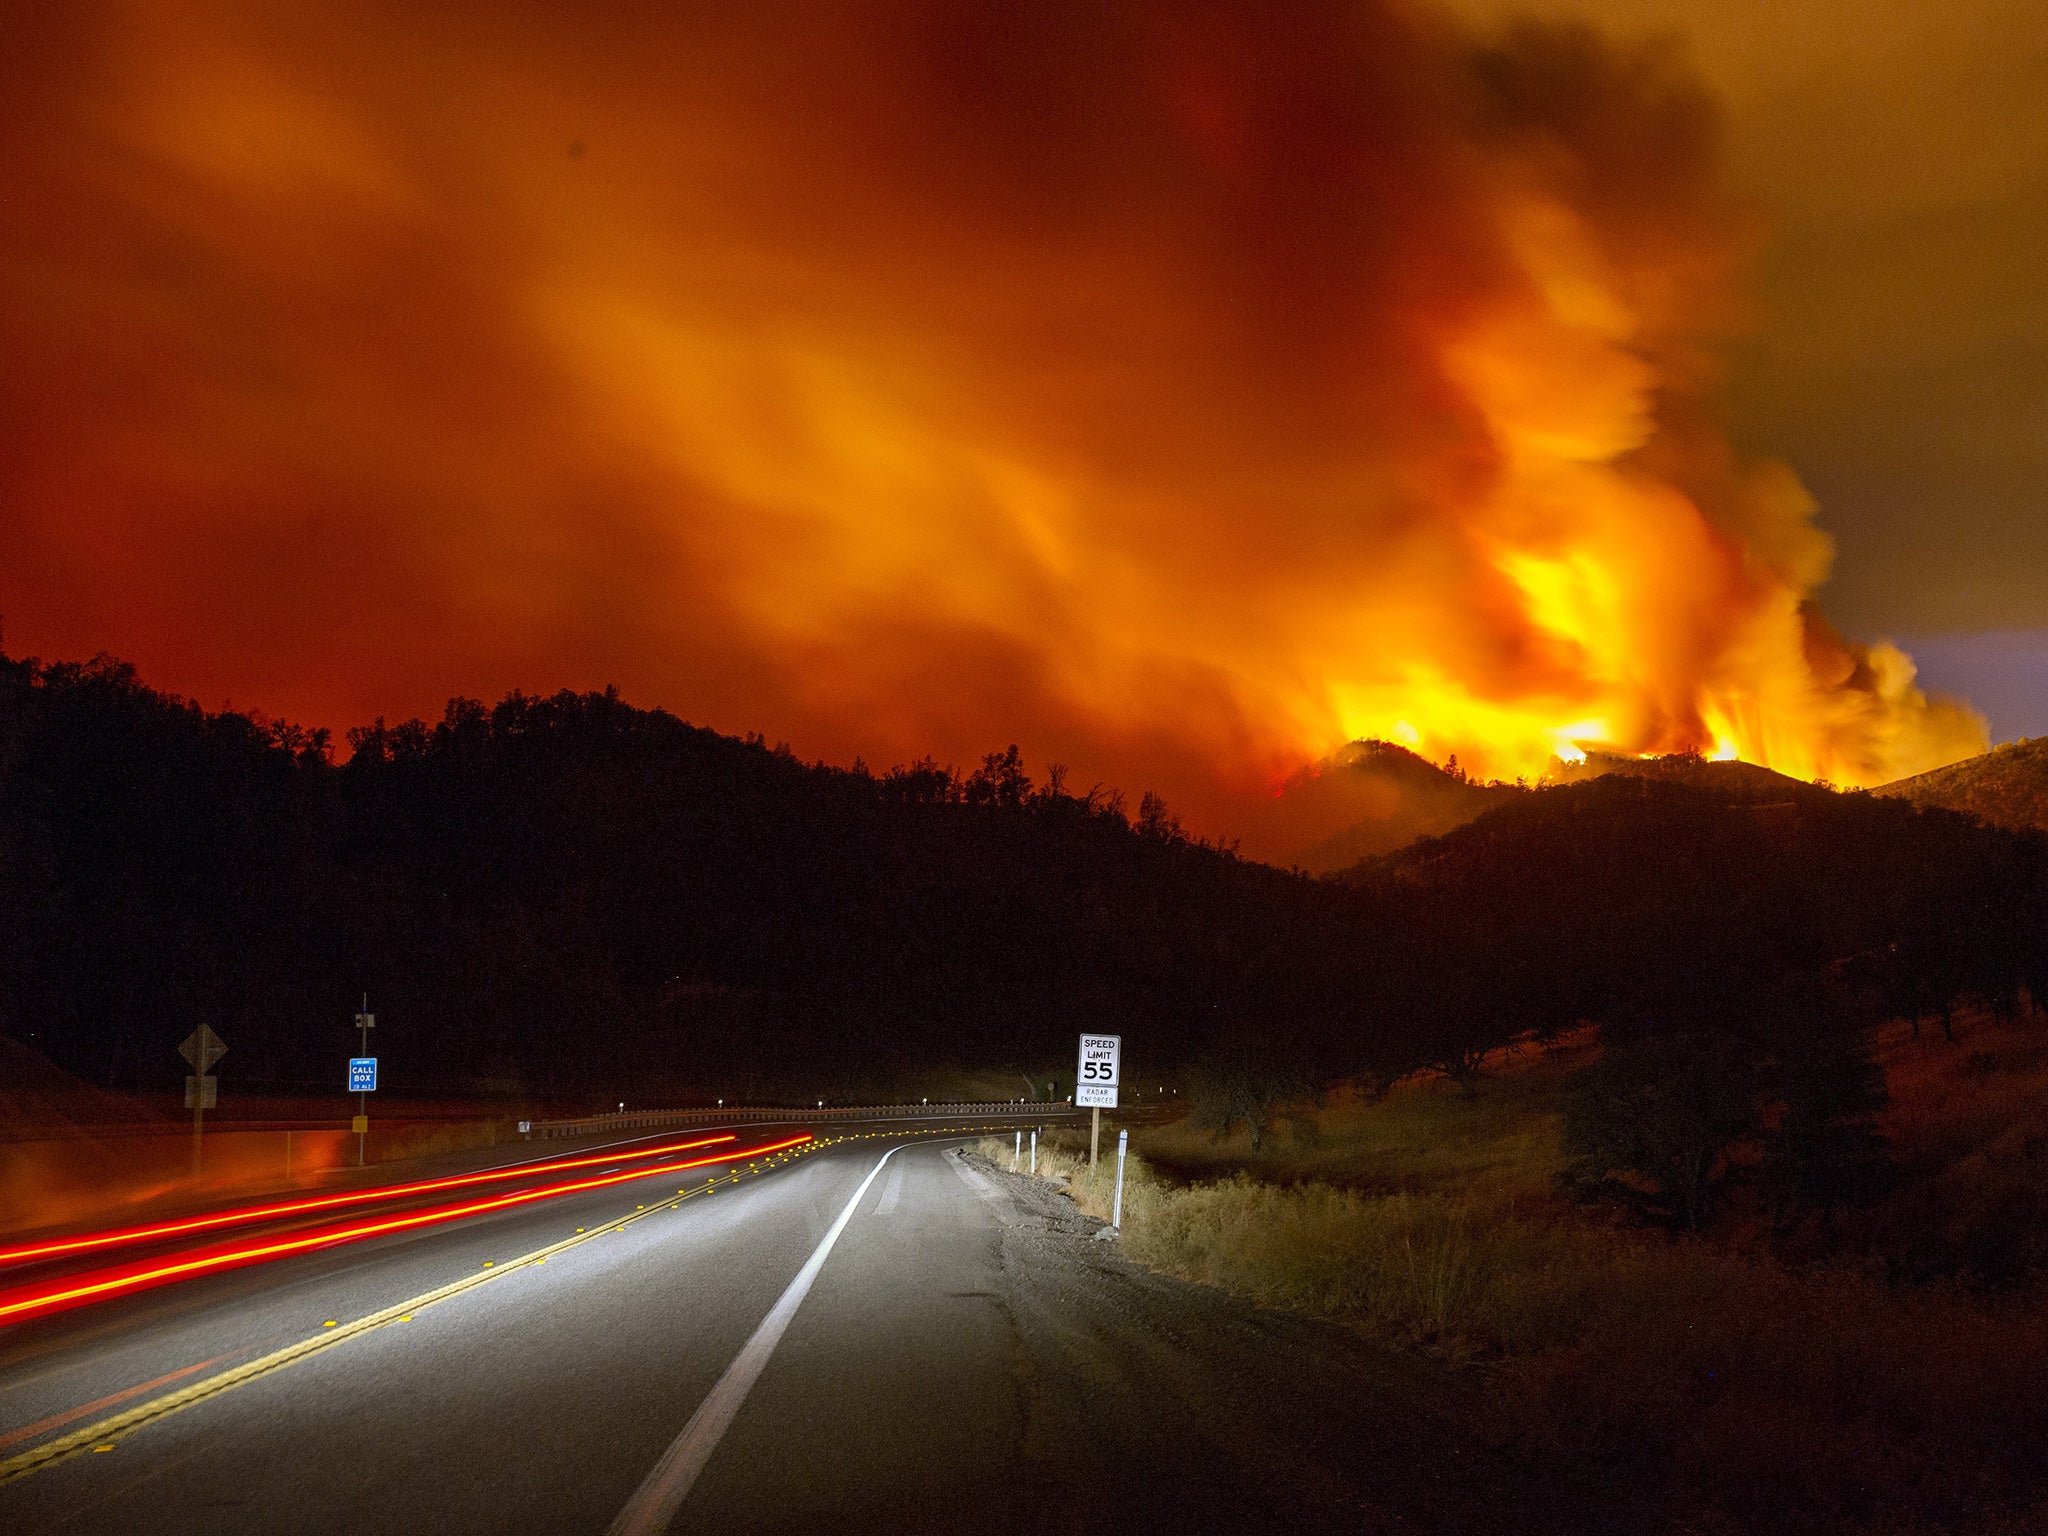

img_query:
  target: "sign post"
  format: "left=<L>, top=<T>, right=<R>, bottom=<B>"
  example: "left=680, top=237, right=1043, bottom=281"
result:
left=1076, top=1033, right=1121, bottom=1168
left=1113, top=1127, right=1128, bottom=1231
left=178, top=1025, right=226, bottom=1178
left=351, top=1000, right=377, bottom=1167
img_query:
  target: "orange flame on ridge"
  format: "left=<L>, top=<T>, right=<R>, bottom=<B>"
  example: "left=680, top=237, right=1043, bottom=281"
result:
left=0, top=2, right=1985, bottom=852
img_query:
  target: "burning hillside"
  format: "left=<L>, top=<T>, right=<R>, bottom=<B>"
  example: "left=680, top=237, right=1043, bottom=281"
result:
left=0, top=1, right=1984, bottom=849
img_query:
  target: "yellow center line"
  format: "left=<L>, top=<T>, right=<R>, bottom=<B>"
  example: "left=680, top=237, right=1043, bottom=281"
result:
left=0, top=1125, right=973, bottom=1489
left=0, top=1168, right=734, bottom=1488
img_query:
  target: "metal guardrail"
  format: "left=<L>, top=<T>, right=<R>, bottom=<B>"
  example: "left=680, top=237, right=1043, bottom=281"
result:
left=520, top=1102, right=1084, bottom=1140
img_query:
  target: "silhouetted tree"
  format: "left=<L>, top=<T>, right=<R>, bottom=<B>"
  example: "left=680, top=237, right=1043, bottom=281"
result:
left=1188, top=1042, right=1321, bottom=1151
left=1563, top=1026, right=1760, bottom=1228
left=1761, top=1001, right=1893, bottom=1238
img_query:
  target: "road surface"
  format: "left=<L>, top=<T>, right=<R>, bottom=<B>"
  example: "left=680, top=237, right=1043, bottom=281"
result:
left=0, top=1123, right=1612, bottom=1534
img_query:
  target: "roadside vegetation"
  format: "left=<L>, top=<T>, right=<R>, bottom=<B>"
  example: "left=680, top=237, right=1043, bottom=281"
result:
left=989, top=1015, right=2048, bottom=1534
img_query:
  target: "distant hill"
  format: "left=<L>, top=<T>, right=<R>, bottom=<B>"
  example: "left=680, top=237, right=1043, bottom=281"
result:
left=1874, top=738, right=2048, bottom=834
left=1277, top=740, right=1518, bottom=873
left=1549, top=750, right=1819, bottom=800
left=0, top=1034, right=161, bottom=1138
left=1331, top=770, right=2047, bottom=1066
left=1284, top=746, right=1815, bottom=872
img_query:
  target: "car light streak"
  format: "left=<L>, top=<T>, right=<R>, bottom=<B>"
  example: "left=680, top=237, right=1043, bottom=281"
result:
left=0, top=1134, right=744, bottom=1270
left=0, top=1134, right=811, bottom=1328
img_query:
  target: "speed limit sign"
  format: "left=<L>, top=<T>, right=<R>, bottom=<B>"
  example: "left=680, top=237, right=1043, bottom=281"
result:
left=1076, top=1033, right=1121, bottom=1108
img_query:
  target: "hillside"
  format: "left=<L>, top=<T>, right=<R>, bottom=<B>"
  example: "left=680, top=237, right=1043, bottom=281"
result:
left=1875, top=736, right=2048, bottom=834
left=1332, top=771, right=2047, bottom=1080
left=0, top=1034, right=162, bottom=1138
left=1273, top=739, right=1518, bottom=873
left=1106, top=1006, right=2048, bottom=1531
left=1549, top=749, right=1816, bottom=797
left=3, top=646, right=2042, bottom=1116
left=1281, top=745, right=1815, bottom=874
left=0, top=650, right=1369, bottom=1100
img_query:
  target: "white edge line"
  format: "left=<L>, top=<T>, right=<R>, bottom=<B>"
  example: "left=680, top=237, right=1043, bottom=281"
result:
left=605, top=1137, right=962, bottom=1536
left=873, top=1159, right=907, bottom=1216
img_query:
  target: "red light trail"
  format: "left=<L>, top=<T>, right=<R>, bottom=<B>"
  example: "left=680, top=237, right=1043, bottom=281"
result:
left=0, top=1133, right=742, bottom=1270
left=0, top=1134, right=812, bottom=1329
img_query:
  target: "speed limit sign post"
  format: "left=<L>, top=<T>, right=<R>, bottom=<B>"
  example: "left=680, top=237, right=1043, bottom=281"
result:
left=1077, top=1033, right=1121, bottom=1167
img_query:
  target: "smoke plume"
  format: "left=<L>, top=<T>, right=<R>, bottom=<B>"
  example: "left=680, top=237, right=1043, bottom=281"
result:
left=0, top=1, right=1984, bottom=853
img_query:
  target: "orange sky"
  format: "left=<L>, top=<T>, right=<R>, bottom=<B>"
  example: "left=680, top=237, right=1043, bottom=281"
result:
left=0, top=1, right=2010, bottom=853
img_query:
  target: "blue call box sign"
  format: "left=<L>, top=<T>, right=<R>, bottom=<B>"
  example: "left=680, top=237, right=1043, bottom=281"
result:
left=349, top=1056, right=378, bottom=1092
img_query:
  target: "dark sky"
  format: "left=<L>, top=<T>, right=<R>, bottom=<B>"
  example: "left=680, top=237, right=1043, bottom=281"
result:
left=0, top=0, right=2035, bottom=851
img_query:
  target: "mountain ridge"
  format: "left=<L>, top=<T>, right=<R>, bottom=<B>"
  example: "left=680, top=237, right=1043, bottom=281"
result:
left=1875, top=737, right=2048, bottom=834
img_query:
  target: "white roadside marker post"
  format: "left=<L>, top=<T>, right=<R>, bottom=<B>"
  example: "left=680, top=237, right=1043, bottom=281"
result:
left=1013, top=1130, right=1021, bottom=1170
left=1029, top=1128, right=1037, bottom=1175
left=1113, top=1128, right=1128, bottom=1232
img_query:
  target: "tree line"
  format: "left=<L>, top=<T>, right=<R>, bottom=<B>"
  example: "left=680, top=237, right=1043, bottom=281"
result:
left=2, top=647, right=2043, bottom=1221
left=0, top=652, right=1357, bottom=1103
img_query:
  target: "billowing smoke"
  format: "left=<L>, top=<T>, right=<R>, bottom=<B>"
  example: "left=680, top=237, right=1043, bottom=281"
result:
left=0, top=1, right=1983, bottom=854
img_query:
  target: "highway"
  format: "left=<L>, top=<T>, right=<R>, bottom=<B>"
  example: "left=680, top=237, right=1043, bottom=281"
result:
left=0, top=1121, right=1611, bottom=1535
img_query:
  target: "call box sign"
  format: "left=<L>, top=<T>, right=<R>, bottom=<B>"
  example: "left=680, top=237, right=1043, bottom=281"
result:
left=1076, top=1033, right=1120, bottom=1108
left=348, top=1056, right=378, bottom=1092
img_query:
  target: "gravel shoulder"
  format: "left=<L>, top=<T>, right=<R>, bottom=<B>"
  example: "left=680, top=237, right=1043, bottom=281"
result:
left=962, top=1149, right=1650, bottom=1536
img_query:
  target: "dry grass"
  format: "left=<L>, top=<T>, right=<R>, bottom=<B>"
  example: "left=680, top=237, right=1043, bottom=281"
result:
left=1875, top=1011, right=2048, bottom=1168
left=971, top=1131, right=1150, bottom=1225
left=1130, top=1180, right=1612, bottom=1356
left=1844, top=1011, right=2048, bottom=1284
left=370, top=1117, right=514, bottom=1165
left=981, top=1031, right=2048, bottom=1532
left=982, top=1122, right=1600, bottom=1359
left=1131, top=1034, right=1587, bottom=1201
left=1500, top=1254, right=2048, bottom=1530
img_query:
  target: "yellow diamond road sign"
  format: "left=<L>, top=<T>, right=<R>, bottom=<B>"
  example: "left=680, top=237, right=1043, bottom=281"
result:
left=178, top=1025, right=226, bottom=1074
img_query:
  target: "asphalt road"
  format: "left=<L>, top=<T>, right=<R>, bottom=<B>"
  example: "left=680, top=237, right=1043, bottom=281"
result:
left=0, top=1124, right=1615, bottom=1535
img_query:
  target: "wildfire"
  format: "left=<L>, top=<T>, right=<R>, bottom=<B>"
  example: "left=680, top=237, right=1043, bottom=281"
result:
left=0, top=1, right=1984, bottom=848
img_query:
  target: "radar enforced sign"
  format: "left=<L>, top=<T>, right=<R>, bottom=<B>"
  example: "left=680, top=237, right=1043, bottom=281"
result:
left=1076, top=1033, right=1121, bottom=1108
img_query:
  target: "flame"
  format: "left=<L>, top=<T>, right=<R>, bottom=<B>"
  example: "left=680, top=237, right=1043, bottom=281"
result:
left=0, top=2, right=1986, bottom=851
